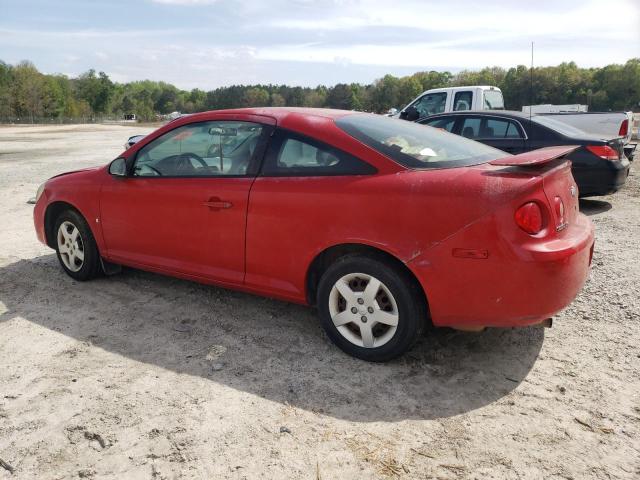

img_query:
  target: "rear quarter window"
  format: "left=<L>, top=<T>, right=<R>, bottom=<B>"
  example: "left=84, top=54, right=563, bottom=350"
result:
left=261, top=129, right=376, bottom=176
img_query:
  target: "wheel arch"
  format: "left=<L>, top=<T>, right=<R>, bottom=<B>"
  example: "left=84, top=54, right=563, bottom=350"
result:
left=305, top=243, right=430, bottom=318
left=44, top=201, right=85, bottom=249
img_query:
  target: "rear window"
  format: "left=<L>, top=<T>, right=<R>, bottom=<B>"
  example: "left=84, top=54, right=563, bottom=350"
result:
left=483, top=90, right=504, bottom=110
left=335, top=114, right=506, bottom=169
left=531, top=115, right=587, bottom=138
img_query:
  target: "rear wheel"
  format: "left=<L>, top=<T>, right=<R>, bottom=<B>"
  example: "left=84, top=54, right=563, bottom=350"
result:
left=317, top=255, right=426, bottom=362
left=54, top=209, right=101, bottom=281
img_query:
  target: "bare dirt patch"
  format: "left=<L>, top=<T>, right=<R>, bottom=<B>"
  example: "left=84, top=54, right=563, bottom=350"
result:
left=0, top=125, right=638, bottom=479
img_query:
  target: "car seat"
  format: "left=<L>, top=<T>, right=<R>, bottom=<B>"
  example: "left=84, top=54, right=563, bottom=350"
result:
left=462, top=126, right=475, bottom=138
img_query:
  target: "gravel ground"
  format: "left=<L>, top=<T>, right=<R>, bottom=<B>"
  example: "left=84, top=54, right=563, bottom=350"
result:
left=0, top=124, right=638, bottom=480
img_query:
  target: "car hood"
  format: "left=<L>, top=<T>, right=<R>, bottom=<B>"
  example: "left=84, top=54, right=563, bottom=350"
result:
left=50, top=165, right=104, bottom=180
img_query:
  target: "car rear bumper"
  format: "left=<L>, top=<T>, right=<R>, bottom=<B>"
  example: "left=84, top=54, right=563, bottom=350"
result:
left=408, top=214, right=594, bottom=328
left=573, top=158, right=630, bottom=197
left=624, top=143, right=636, bottom=162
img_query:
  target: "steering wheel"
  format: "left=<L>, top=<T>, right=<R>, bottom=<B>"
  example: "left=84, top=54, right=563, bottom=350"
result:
left=134, top=163, right=163, bottom=176
left=176, top=152, right=208, bottom=173
left=145, top=164, right=163, bottom=176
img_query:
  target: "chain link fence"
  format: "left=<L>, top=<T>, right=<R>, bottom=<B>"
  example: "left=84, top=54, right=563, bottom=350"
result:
left=0, top=116, right=141, bottom=125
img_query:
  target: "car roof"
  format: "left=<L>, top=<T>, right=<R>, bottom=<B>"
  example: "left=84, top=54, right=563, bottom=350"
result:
left=199, top=107, right=355, bottom=121
left=423, top=85, right=501, bottom=93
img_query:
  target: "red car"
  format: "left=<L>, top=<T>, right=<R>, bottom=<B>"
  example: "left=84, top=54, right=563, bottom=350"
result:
left=33, top=108, right=594, bottom=361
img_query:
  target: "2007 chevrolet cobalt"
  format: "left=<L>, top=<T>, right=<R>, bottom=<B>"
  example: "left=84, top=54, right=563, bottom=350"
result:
left=33, top=108, right=594, bottom=361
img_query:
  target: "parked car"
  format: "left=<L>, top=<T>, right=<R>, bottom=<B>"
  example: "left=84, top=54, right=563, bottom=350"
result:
left=124, top=134, right=146, bottom=150
left=396, top=86, right=504, bottom=121
left=33, top=108, right=594, bottom=361
left=418, top=110, right=630, bottom=197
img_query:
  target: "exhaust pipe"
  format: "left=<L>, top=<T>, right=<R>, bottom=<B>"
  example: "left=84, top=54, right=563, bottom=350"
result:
left=540, top=318, right=553, bottom=328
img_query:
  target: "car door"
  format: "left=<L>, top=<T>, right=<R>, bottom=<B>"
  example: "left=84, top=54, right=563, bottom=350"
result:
left=99, top=118, right=272, bottom=285
left=244, top=128, right=377, bottom=301
left=458, top=116, right=527, bottom=154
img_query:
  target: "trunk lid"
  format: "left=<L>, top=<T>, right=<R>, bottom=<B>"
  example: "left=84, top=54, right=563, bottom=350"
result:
left=489, top=146, right=580, bottom=232
left=541, top=161, right=579, bottom=231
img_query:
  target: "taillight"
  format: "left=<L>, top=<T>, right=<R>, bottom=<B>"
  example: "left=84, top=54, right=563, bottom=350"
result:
left=515, top=202, right=543, bottom=235
left=554, top=196, right=565, bottom=224
left=618, top=119, right=628, bottom=137
left=586, top=145, right=619, bottom=161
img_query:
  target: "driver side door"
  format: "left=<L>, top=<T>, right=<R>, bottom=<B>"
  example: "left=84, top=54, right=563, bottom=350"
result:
left=100, top=119, right=271, bottom=285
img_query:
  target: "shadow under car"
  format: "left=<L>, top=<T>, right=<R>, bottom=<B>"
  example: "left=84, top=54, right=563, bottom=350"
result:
left=0, top=255, right=544, bottom=422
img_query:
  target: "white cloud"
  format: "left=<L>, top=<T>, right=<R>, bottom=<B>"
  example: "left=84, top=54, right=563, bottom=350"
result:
left=0, top=0, right=637, bottom=88
left=258, top=0, right=639, bottom=69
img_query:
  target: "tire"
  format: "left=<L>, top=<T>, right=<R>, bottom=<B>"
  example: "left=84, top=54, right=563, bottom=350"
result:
left=53, top=209, right=102, bottom=281
left=317, top=255, right=426, bottom=362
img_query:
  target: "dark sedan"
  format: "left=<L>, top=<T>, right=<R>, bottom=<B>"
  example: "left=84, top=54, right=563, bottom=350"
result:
left=417, top=111, right=630, bottom=197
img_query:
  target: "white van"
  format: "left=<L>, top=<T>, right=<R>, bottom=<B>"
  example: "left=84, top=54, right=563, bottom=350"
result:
left=397, top=86, right=504, bottom=120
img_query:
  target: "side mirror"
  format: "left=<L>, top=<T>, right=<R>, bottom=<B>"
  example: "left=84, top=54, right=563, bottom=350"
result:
left=109, top=157, right=127, bottom=177
left=401, top=106, right=420, bottom=122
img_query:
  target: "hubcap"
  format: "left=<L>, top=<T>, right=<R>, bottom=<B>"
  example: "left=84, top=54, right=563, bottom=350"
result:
left=56, top=221, right=85, bottom=272
left=328, top=273, right=399, bottom=348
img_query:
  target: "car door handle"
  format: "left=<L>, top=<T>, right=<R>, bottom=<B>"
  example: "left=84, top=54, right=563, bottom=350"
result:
left=203, top=198, right=233, bottom=210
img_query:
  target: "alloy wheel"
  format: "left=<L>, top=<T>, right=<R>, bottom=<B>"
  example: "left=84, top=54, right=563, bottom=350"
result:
left=328, top=272, right=399, bottom=348
left=56, top=221, right=85, bottom=272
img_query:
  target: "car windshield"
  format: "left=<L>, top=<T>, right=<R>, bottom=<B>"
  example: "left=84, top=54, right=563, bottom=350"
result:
left=335, top=114, right=507, bottom=169
left=531, top=115, right=588, bottom=138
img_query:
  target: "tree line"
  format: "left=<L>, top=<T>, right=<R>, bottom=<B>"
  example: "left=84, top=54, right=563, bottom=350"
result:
left=0, top=58, right=638, bottom=123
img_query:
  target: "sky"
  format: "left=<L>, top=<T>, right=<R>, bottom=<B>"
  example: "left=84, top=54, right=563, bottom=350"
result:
left=0, top=0, right=638, bottom=90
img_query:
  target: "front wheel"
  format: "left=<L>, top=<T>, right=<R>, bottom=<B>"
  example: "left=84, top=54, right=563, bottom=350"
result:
left=317, top=255, right=426, bottom=362
left=54, top=209, right=102, bottom=281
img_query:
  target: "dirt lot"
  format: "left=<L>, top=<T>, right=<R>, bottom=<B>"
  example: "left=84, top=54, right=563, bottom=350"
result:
left=0, top=124, right=638, bottom=479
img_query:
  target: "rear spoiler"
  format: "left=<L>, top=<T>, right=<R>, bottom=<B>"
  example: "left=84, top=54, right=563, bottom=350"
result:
left=489, top=145, right=579, bottom=167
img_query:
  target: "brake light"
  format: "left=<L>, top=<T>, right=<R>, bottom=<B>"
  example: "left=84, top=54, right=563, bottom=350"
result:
left=586, top=145, right=619, bottom=161
left=515, top=202, right=543, bottom=235
left=554, top=196, right=565, bottom=223
left=618, top=119, right=628, bottom=137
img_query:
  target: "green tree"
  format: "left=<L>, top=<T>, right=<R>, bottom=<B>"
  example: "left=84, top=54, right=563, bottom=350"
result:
left=75, top=69, right=114, bottom=114
left=270, top=92, right=286, bottom=106
left=11, top=61, right=45, bottom=122
left=242, top=87, right=270, bottom=107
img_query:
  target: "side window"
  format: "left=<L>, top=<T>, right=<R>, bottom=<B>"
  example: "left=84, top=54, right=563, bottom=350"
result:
left=262, top=130, right=376, bottom=176
left=133, top=121, right=265, bottom=177
left=482, top=119, right=524, bottom=139
left=453, top=91, right=473, bottom=111
left=460, top=117, right=481, bottom=139
left=412, top=92, right=447, bottom=118
left=422, top=117, right=456, bottom=132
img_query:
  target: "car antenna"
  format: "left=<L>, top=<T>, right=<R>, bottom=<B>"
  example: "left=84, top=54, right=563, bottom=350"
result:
left=529, top=41, right=534, bottom=123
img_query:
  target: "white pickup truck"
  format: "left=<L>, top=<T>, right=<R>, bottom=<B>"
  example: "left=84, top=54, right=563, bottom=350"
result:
left=396, top=86, right=504, bottom=121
